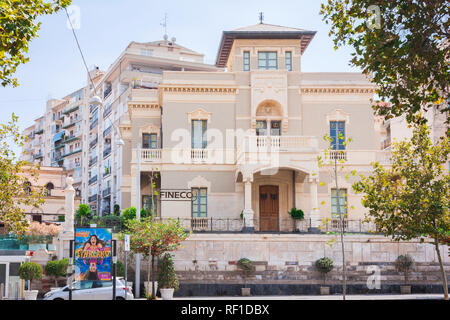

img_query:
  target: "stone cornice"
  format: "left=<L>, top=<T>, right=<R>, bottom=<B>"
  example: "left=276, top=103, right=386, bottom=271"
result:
left=300, top=87, right=374, bottom=94
left=160, top=86, right=237, bottom=94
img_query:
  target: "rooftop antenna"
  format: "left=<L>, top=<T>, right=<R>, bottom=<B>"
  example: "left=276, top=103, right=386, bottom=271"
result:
left=259, top=12, right=264, bottom=24
left=161, top=13, right=168, bottom=40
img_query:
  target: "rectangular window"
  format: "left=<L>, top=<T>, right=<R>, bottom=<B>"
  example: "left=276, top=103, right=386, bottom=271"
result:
left=256, top=120, right=267, bottom=136
left=331, top=188, right=347, bottom=217
left=285, top=51, right=292, bottom=71
left=142, top=133, right=157, bottom=149
left=243, top=51, right=250, bottom=71
left=191, top=120, right=207, bottom=149
left=258, top=51, right=277, bottom=70
left=330, top=121, right=346, bottom=150
left=270, top=121, right=281, bottom=136
left=191, top=188, right=207, bottom=217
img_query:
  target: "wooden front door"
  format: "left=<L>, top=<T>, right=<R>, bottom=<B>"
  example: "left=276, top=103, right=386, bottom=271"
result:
left=259, top=185, right=279, bottom=231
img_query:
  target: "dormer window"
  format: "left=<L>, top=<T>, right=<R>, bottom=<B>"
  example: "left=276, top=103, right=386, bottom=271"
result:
left=258, top=51, right=277, bottom=70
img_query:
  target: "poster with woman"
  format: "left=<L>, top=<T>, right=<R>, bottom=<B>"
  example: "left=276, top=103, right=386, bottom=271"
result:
left=74, top=228, right=112, bottom=281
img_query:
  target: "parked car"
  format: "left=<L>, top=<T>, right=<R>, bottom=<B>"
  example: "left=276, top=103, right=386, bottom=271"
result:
left=43, top=278, right=133, bottom=300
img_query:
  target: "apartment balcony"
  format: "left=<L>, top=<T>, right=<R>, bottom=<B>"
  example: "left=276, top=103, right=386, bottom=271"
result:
left=381, top=138, right=391, bottom=150
left=88, top=194, right=98, bottom=203
left=89, top=156, right=98, bottom=167
left=103, top=126, right=112, bottom=138
left=63, top=135, right=80, bottom=144
left=34, top=127, right=44, bottom=135
left=89, top=175, right=98, bottom=185
left=63, top=148, right=82, bottom=158
left=103, top=105, right=112, bottom=119
left=103, top=86, right=112, bottom=99
left=89, top=136, right=98, bottom=149
left=90, top=104, right=98, bottom=114
left=90, top=118, right=98, bottom=131
left=65, top=162, right=81, bottom=171
left=141, top=149, right=162, bottom=162
left=33, top=153, right=43, bottom=159
left=103, top=167, right=111, bottom=177
left=103, top=146, right=112, bottom=158
left=62, top=117, right=80, bottom=129
left=102, top=187, right=111, bottom=198
left=63, top=104, right=80, bottom=115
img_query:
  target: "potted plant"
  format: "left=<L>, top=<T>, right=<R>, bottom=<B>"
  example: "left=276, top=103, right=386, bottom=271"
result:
left=157, top=253, right=179, bottom=300
left=315, top=257, right=334, bottom=295
left=237, top=258, right=254, bottom=296
left=288, top=207, right=304, bottom=231
left=45, top=258, right=69, bottom=289
left=394, top=254, right=414, bottom=294
left=19, top=262, right=42, bottom=300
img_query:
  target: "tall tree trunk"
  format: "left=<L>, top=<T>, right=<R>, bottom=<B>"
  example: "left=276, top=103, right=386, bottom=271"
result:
left=334, top=157, right=347, bottom=300
left=434, top=238, right=448, bottom=300
left=151, top=254, right=155, bottom=299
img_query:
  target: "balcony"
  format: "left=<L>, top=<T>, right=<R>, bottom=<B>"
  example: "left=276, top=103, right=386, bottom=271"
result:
left=103, top=146, right=112, bottom=158
left=34, top=127, right=44, bottom=135
left=322, top=150, right=391, bottom=165
left=141, top=149, right=162, bottom=162
left=103, top=105, right=112, bottom=119
left=65, top=162, right=81, bottom=171
left=89, top=136, right=98, bottom=148
left=33, top=153, right=43, bottom=159
left=63, top=105, right=79, bottom=115
left=88, top=194, right=98, bottom=203
left=62, top=117, right=80, bottom=129
left=89, top=156, right=98, bottom=167
left=90, top=104, right=98, bottom=114
left=89, top=175, right=98, bottom=185
left=63, top=134, right=80, bottom=144
left=63, top=148, right=82, bottom=158
left=103, top=86, right=112, bottom=99
left=102, top=187, right=111, bottom=198
left=90, top=118, right=98, bottom=131
left=103, top=126, right=112, bottom=138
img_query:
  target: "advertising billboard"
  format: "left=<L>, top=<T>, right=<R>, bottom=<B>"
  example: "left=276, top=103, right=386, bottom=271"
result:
left=74, top=228, right=112, bottom=281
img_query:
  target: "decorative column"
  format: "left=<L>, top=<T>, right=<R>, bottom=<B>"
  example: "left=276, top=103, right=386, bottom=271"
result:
left=63, top=177, right=75, bottom=233
left=308, top=176, right=321, bottom=233
left=57, top=177, right=75, bottom=259
left=242, top=176, right=254, bottom=232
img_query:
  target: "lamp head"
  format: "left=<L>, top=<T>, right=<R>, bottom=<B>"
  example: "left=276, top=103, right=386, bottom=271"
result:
left=90, top=95, right=103, bottom=107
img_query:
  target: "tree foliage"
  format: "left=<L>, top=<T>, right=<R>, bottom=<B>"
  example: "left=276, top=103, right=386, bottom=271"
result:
left=320, top=1, right=449, bottom=129
left=0, top=0, right=71, bottom=86
left=353, top=123, right=449, bottom=299
left=19, top=261, right=42, bottom=286
left=123, top=217, right=190, bottom=258
left=0, top=114, right=45, bottom=234
left=76, top=204, right=91, bottom=225
left=157, top=253, right=179, bottom=291
left=45, top=258, right=69, bottom=286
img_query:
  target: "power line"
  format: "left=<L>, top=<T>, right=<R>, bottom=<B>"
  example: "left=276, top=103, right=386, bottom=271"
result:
left=64, top=7, right=98, bottom=96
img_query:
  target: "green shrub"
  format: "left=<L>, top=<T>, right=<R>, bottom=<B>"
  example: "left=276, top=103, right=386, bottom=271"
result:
left=237, top=258, right=253, bottom=272
left=116, top=260, right=125, bottom=277
left=45, top=259, right=69, bottom=286
left=113, top=204, right=121, bottom=216
left=315, top=257, right=334, bottom=274
left=121, top=207, right=136, bottom=227
left=157, top=253, right=179, bottom=291
left=19, top=262, right=42, bottom=287
left=288, top=208, right=304, bottom=220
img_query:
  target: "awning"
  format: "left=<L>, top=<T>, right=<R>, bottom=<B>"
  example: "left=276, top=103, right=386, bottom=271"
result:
left=52, top=131, right=65, bottom=143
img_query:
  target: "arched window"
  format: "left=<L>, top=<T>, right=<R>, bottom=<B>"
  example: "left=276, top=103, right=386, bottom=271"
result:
left=45, top=183, right=54, bottom=196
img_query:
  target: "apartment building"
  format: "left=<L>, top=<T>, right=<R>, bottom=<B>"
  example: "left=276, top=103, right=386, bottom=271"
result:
left=23, top=37, right=218, bottom=215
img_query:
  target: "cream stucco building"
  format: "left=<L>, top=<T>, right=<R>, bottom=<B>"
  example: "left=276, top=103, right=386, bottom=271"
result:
left=118, top=23, right=390, bottom=233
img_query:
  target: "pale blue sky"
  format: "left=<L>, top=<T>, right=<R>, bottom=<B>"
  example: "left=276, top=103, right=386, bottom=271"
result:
left=0, top=0, right=359, bottom=133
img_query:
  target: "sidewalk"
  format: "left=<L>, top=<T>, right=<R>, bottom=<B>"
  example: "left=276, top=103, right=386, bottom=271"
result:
left=135, top=294, right=446, bottom=300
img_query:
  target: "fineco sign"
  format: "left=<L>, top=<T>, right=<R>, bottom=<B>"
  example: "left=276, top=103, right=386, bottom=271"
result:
left=160, top=189, right=198, bottom=201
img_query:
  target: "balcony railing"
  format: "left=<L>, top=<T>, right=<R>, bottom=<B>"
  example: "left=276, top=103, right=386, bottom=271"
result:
left=89, top=136, right=98, bottom=148
left=89, top=156, right=97, bottom=167
left=33, top=153, right=43, bottom=159
left=141, top=149, right=162, bottom=162
left=103, top=126, right=112, bottom=137
left=89, top=175, right=98, bottom=185
left=90, top=118, right=98, bottom=130
left=102, top=187, right=111, bottom=198
left=63, top=148, right=82, bottom=158
left=103, top=105, right=112, bottom=119
left=103, top=86, right=112, bottom=99
left=88, top=194, right=98, bottom=203
left=103, top=146, right=112, bottom=158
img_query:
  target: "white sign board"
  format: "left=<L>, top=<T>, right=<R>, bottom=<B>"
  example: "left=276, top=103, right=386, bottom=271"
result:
left=124, top=234, right=130, bottom=252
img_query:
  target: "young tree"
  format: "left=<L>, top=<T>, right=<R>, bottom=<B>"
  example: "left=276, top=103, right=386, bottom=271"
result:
left=320, top=1, right=449, bottom=132
left=123, top=217, right=189, bottom=299
left=317, top=133, right=355, bottom=300
left=0, top=114, right=45, bottom=234
left=353, top=123, right=449, bottom=300
left=76, top=204, right=91, bottom=225
left=0, top=0, right=71, bottom=86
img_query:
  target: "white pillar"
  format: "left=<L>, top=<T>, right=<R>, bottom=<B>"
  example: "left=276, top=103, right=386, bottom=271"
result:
left=63, top=177, right=75, bottom=233
left=242, top=177, right=254, bottom=231
left=309, top=177, right=321, bottom=232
